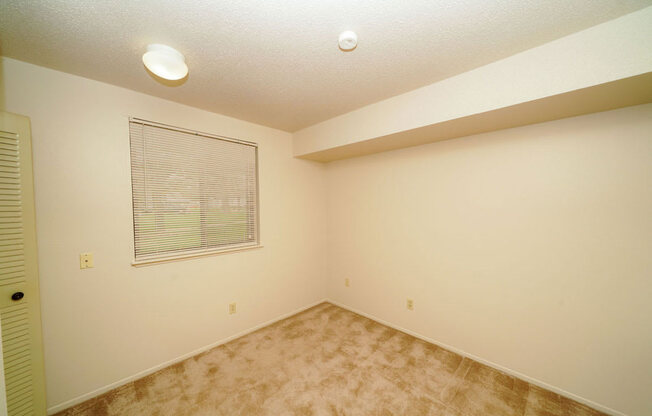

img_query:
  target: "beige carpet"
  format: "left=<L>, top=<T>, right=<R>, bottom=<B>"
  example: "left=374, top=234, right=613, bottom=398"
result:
left=55, top=302, right=607, bottom=415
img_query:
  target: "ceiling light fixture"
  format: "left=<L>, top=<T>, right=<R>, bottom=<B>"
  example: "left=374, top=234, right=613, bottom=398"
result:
left=338, top=31, right=358, bottom=51
left=142, top=44, right=188, bottom=80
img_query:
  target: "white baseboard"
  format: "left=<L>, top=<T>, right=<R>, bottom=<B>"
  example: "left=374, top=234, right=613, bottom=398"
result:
left=46, top=299, right=328, bottom=415
left=326, top=299, right=627, bottom=416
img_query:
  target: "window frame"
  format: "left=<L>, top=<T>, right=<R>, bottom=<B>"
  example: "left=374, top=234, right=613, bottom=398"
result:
left=128, top=117, right=261, bottom=266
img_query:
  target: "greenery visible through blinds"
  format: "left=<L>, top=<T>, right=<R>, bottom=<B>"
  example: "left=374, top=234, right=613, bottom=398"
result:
left=129, top=119, right=258, bottom=261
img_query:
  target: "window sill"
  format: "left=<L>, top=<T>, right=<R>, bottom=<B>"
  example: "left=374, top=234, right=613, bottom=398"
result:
left=131, top=244, right=264, bottom=267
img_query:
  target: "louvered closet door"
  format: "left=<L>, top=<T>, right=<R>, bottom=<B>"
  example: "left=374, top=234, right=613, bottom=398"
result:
left=0, top=112, right=46, bottom=416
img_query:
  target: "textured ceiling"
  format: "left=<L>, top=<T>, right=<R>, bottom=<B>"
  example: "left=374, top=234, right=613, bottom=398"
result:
left=1, top=1, right=650, bottom=132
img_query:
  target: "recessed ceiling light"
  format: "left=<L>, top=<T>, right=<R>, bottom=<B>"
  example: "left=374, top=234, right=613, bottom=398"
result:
left=338, top=31, right=358, bottom=51
left=142, top=44, right=188, bottom=81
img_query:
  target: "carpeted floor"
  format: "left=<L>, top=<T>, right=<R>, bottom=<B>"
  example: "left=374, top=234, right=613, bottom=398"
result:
left=55, top=302, right=607, bottom=415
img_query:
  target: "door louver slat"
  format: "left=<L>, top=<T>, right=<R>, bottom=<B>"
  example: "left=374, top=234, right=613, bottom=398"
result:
left=0, top=130, right=34, bottom=415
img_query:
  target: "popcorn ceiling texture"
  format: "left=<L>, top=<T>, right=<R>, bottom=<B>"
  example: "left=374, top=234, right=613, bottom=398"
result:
left=54, top=303, right=607, bottom=415
left=0, top=0, right=649, bottom=131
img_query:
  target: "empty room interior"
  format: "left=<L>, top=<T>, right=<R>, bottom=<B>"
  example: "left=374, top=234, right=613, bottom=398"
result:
left=0, top=1, right=651, bottom=415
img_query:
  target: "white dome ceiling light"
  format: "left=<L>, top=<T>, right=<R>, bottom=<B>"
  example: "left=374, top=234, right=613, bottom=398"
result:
left=142, top=44, right=188, bottom=80
left=338, top=31, right=358, bottom=51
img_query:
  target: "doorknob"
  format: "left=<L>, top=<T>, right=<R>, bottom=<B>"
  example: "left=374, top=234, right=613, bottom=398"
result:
left=11, top=292, right=24, bottom=301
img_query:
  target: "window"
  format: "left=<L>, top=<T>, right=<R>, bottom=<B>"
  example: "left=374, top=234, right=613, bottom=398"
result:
left=129, top=118, right=259, bottom=263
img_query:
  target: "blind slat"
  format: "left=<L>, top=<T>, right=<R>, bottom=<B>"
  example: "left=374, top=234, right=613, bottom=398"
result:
left=129, top=120, right=259, bottom=260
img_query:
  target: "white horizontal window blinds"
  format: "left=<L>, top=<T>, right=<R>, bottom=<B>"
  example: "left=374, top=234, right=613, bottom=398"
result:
left=129, top=119, right=258, bottom=261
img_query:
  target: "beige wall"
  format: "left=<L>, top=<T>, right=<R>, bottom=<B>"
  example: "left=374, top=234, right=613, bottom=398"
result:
left=1, top=57, right=328, bottom=411
left=325, top=104, right=652, bottom=416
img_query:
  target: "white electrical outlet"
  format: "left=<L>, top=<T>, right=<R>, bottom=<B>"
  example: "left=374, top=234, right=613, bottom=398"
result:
left=228, top=302, right=237, bottom=315
left=345, top=278, right=350, bottom=287
left=407, top=299, right=414, bottom=311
